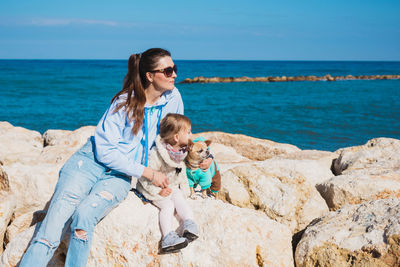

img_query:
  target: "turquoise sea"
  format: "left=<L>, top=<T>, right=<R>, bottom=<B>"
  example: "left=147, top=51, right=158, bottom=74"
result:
left=0, top=60, right=399, bottom=151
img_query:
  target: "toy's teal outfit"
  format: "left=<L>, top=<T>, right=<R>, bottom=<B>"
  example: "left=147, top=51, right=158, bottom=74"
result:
left=186, top=137, right=221, bottom=193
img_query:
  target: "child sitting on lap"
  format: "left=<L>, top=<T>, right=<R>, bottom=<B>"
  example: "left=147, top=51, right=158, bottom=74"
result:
left=136, top=113, right=198, bottom=253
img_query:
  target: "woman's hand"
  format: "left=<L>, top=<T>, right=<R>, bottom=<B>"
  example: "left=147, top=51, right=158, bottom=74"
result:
left=142, top=167, right=169, bottom=188
left=200, top=158, right=213, bottom=172
left=152, top=171, right=170, bottom=188
left=159, top=187, right=172, bottom=197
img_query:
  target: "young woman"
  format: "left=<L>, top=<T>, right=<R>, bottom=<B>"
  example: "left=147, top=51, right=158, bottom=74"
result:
left=20, top=48, right=183, bottom=267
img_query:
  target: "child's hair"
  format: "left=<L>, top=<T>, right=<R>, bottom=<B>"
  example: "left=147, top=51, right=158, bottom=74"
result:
left=159, top=113, right=191, bottom=145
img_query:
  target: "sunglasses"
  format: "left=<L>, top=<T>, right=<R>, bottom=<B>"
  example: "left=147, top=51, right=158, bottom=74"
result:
left=149, top=65, right=177, bottom=77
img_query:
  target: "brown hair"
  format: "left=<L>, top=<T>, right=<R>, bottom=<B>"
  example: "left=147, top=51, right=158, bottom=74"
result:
left=111, top=48, right=171, bottom=134
left=159, top=113, right=191, bottom=145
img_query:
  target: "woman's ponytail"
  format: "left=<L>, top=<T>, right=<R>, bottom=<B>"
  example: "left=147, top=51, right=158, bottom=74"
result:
left=111, top=48, right=171, bottom=135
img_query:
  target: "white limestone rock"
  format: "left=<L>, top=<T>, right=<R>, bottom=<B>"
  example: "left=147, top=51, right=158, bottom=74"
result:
left=295, top=198, right=400, bottom=267
left=218, top=161, right=329, bottom=233
left=4, top=162, right=61, bottom=218
left=0, top=226, right=34, bottom=267
left=0, top=121, right=43, bottom=165
left=87, top=194, right=294, bottom=267
left=331, top=137, right=400, bottom=176
left=0, top=193, right=16, bottom=254
left=317, top=171, right=400, bottom=210
left=194, top=131, right=301, bottom=161
left=277, top=149, right=337, bottom=186
left=40, top=126, right=95, bottom=165
left=2, top=193, right=294, bottom=267
left=318, top=138, right=400, bottom=210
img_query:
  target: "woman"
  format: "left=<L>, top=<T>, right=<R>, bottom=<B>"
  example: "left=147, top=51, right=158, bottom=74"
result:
left=20, top=48, right=183, bottom=267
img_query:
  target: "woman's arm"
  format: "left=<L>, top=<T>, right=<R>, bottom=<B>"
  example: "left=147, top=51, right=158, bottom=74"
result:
left=95, top=88, right=183, bottom=179
left=94, top=100, right=146, bottom=178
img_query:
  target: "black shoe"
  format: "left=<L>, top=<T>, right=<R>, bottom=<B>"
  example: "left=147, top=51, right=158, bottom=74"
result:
left=183, top=230, right=199, bottom=242
left=161, top=231, right=189, bottom=253
left=162, top=239, right=188, bottom=253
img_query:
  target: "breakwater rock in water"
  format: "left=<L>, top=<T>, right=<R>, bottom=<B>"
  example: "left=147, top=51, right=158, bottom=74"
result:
left=1, top=121, right=400, bottom=266
left=180, top=74, right=400, bottom=83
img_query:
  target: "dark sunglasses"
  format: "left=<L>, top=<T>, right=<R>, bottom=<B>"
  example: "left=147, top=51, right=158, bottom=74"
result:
left=149, top=65, right=177, bottom=77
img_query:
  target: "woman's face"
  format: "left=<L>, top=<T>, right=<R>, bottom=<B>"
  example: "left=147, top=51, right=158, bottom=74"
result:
left=148, top=56, right=177, bottom=92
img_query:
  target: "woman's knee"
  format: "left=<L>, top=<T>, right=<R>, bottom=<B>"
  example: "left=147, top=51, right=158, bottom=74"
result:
left=71, top=189, right=120, bottom=229
left=71, top=204, right=99, bottom=231
left=31, top=237, right=60, bottom=251
left=72, top=228, right=89, bottom=242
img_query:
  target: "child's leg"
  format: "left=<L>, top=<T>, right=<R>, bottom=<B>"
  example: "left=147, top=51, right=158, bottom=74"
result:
left=171, top=189, right=193, bottom=221
left=172, top=190, right=199, bottom=241
left=154, top=197, right=188, bottom=252
left=153, top=198, right=175, bottom=237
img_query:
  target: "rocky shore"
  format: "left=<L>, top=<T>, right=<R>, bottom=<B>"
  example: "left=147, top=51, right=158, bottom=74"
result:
left=1, top=121, right=400, bottom=266
left=180, top=74, right=400, bottom=83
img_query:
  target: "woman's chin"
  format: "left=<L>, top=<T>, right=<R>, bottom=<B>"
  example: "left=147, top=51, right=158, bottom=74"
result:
left=165, top=84, right=175, bottom=91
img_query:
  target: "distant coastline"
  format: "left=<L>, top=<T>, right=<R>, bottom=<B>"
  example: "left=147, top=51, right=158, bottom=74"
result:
left=180, top=74, right=400, bottom=83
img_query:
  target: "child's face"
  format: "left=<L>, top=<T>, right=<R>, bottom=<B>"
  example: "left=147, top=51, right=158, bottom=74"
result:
left=176, top=126, right=192, bottom=148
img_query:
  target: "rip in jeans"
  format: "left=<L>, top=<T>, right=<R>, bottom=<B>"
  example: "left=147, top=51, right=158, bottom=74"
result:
left=37, top=238, right=54, bottom=249
left=98, top=190, right=113, bottom=201
left=63, top=192, right=81, bottom=205
left=74, top=229, right=88, bottom=242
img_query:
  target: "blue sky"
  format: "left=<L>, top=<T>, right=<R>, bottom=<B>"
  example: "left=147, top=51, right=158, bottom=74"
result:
left=0, top=0, right=399, bottom=60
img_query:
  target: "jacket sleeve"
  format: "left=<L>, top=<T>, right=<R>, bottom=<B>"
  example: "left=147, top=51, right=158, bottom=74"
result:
left=94, top=100, right=145, bottom=178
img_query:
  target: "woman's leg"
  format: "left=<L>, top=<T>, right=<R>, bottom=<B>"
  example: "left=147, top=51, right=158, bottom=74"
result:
left=20, top=145, right=101, bottom=267
left=65, top=174, right=131, bottom=267
left=171, top=189, right=194, bottom=221
left=153, top=198, right=175, bottom=237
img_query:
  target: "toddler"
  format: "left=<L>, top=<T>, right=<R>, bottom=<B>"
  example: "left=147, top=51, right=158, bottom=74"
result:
left=136, top=113, right=198, bottom=253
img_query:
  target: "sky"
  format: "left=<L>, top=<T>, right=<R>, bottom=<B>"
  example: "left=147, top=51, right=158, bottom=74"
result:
left=0, top=0, right=399, bottom=60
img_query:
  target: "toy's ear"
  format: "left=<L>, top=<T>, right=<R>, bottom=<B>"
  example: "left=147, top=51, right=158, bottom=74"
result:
left=205, top=139, right=212, bottom=147
left=188, top=139, right=194, bottom=150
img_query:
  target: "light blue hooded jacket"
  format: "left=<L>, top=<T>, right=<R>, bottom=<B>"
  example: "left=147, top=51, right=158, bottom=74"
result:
left=93, top=87, right=183, bottom=179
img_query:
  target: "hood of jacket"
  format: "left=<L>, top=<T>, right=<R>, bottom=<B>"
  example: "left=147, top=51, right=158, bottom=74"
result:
left=117, top=87, right=179, bottom=109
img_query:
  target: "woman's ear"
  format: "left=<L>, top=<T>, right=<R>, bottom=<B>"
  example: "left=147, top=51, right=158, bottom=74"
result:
left=146, top=72, right=154, bottom=83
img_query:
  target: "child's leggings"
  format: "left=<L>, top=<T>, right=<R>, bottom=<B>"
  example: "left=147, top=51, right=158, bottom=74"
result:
left=152, top=189, right=193, bottom=237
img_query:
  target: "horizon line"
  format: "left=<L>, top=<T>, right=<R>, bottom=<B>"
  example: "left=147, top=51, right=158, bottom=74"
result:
left=1, top=58, right=400, bottom=62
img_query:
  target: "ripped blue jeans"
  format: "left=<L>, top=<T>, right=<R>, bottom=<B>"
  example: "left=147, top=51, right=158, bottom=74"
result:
left=20, top=138, right=132, bottom=267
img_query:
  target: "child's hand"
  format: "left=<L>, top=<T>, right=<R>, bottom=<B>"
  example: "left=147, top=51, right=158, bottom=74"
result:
left=159, top=187, right=172, bottom=197
left=200, top=158, right=212, bottom=172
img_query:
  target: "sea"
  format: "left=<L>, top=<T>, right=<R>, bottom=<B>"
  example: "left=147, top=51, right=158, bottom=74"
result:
left=1, top=60, right=399, bottom=152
